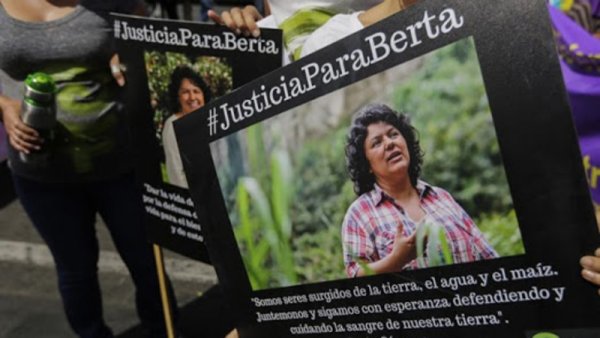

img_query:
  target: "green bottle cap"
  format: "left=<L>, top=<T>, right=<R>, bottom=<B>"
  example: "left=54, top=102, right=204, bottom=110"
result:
left=25, top=72, right=56, bottom=94
left=532, top=333, right=560, bottom=338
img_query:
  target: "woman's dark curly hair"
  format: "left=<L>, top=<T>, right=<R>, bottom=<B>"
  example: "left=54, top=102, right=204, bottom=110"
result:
left=345, top=103, right=424, bottom=196
left=167, top=66, right=212, bottom=113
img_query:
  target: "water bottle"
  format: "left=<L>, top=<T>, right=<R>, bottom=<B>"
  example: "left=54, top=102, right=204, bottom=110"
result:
left=19, top=72, right=56, bottom=165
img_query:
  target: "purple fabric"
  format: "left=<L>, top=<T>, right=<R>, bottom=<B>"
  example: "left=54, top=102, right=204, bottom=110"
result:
left=549, top=5, right=600, bottom=74
left=550, top=0, right=600, bottom=13
left=561, top=61, right=600, bottom=204
left=591, top=0, right=600, bottom=16
left=550, top=5, right=600, bottom=204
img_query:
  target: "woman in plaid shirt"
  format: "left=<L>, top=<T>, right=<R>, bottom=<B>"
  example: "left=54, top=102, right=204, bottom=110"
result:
left=342, top=103, right=498, bottom=277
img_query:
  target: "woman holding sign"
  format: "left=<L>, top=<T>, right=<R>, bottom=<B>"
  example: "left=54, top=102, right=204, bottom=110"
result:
left=0, top=1, right=176, bottom=337
left=342, top=103, right=498, bottom=277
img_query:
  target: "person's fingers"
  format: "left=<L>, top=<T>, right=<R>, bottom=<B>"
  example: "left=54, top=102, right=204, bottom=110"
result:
left=220, top=11, right=240, bottom=34
left=2, top=98, right=43, bottom=153
left=8, top=136, right=27, bottom=153
left=230, top=7, right=248, bottom=35
left=6, top=115, right=42, bottom=153
left=242, top=5, right=262, bottom=37
left=580, top=255, right=600, bottom=272
left=407, top=232, right=417, bottom=245
left=9, top=133, right=39, bottom=153
left=581, top=268, right=600, bottom=287
left=580, top=254, right=600, bottom=289
left=110, top=54, right=126, bottom=86
left=12, top=129, right=41, bottom=150
left=111, top=67, right=126, bottom=87
left=397, top=223, right=416, bottom=250
left=14, top=127, right=40, bottom=143
left=14, top=121, right=39, bottom=139
left=396, top=223, right=405, bottom=238
left=207, top=6, right=262, bottom=36
left=207, top=9, right=224, bottom=25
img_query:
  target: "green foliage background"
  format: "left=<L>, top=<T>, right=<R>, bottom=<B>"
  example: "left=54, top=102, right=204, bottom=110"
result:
left=144, top=51, right=233, bottom=142
left=393, top=39, right=513, bottom=216
left=216, top=39, right=525, bottom=290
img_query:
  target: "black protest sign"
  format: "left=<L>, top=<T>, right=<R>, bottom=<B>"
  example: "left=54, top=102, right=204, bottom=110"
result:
left=176, top=0, right=600, bottom=336
left=113, top=14, right=282, bottom=261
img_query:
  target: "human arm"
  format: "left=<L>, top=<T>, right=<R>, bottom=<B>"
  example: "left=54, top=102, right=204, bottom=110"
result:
left=0, top=94, right=40, bottom=154
left=354, top=223, right=417, bottom=277
left=342, top=206, right=417, bottom=277
left=580, top=248, right=600, bottom=294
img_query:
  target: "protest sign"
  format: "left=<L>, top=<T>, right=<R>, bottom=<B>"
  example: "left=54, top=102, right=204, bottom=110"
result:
left=176, top=0, right=600, bottom=336
left=114, top=14, right=282, bottom=260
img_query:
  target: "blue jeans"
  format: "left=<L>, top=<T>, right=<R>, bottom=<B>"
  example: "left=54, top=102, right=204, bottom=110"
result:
left=199, top=0, right=212, bottom=21
left=12, top=173, right=176, bottom=338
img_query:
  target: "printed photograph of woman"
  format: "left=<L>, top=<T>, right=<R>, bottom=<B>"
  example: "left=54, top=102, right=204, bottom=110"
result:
left=162, top=66, right=212, bottom=188
left=342, top=103, right=498, bottom=277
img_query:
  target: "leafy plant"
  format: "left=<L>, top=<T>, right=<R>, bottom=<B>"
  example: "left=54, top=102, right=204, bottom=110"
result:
left=234, top=148, right=298, bottom=290
left=393, top=38, right=512, bottom=217
left=476, top=210, right=525, bottom=257
left=416, top=221, right=454, bottom=268
left=291, top=126, right=355, bottom=235
left=293, top=224, right=346, bottom=282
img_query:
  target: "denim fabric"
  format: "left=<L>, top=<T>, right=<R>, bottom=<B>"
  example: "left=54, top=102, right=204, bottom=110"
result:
left=12, top=173, right=177, bottom=338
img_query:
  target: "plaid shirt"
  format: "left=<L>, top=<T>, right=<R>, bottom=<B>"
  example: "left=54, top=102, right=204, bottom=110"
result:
left=342, top=180, right=498, bottom=277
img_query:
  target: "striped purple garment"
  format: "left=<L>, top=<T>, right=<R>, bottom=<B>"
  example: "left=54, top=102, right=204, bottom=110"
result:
left=342, top=180, right=498, bottom=277
left=549, top=3, right=600, bottom=204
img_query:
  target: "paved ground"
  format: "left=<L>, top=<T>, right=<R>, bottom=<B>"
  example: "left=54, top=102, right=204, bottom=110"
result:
left=0, top=4, right=244, bottom=336
left=0, top=5, right=250, bottom=338
left=0, top=164, right=233, bottom=337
